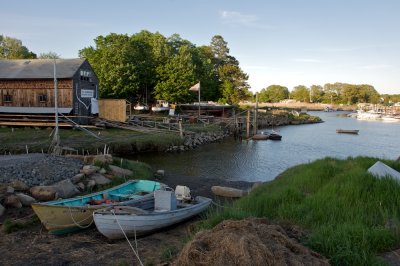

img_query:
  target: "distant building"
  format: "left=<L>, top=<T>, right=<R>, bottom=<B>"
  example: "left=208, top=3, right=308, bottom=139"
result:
left=0, top=58, right=99, bottom=124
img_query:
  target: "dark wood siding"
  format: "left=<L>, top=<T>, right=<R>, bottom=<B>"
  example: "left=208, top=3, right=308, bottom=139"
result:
left=0, top=79, right=73, bottom=107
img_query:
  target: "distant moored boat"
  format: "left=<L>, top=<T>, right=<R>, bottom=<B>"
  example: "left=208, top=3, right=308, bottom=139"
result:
left=336, top=129, right=359, bottom=134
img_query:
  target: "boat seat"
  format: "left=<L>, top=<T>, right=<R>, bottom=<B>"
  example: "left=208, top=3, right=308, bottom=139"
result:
left=108, top=191, right=147, bottom=201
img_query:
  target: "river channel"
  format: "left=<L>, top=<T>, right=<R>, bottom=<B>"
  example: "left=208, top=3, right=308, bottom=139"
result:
left=130, top=111, right=400, bottom=182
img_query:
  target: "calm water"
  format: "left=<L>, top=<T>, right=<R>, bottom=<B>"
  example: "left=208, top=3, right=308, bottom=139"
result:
left=130, top=112, right=400, bottom=182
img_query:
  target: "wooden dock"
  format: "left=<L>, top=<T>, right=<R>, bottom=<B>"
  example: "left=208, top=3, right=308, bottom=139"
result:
left=0, top=114, right=97, bottom=128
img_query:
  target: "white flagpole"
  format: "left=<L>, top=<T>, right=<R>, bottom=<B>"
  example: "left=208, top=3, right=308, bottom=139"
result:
left=198, top=81, right=201, bottom=117
left=53, top=59, right=59, bottom=145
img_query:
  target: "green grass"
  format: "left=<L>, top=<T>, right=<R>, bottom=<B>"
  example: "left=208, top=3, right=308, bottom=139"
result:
left=3, top=215, right=40, bottom=234
left=200, top=156, right=400, bottom=265
left=0, top=127, right=183, bottom=154
left=94, top=157, right=154, bottom=191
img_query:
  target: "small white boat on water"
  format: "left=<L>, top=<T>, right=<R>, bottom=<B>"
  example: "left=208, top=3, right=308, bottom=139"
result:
left=381, top=116, right=400, bottom=123
left=151, top=100, right=169, bottom=112
left=133, top=102, right=149, bottom=111
left=356, top=110, right=382, bottom=120
left=93, top=188, right=212, bottom=239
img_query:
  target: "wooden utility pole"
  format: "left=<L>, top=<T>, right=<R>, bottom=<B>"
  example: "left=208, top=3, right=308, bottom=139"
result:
left=253, top=93, right=258, bottom=136
left=246, top=109, right=250, bottom=139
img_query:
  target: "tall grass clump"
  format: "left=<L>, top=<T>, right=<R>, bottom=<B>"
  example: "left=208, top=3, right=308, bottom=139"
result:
left=95, top=158, right=154, bottom=191
left=202, top=156, right=400, bottom=265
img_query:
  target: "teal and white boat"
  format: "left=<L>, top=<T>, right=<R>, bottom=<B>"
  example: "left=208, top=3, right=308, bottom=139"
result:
left=32, top=180, right=166, bottom=235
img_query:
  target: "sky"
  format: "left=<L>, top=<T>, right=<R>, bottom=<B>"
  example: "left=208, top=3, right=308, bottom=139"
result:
left=1, top=0, right=399, bottom=94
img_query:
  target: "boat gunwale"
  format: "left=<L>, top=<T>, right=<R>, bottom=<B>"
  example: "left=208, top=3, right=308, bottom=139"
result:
left=31, top=179, right=164, bottom=207
left=93, top=196, right=212, bottom=217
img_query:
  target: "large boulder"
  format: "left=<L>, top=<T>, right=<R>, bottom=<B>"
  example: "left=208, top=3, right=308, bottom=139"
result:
left=90, top=173, right=111, bottom=185
left=81, top=165, right=100, bottom=175
left=15, top=193, right=36, bottom=206
left=70, top=173, right=85, bottom=184
left=52, top=179, right=80, bottom=198
left=10, top=180, right=29, bottom=192
left=174, top=218, right=329, bottom=266
left=4, top=195, right=22, bottom=208
left=211, top=186, right=248, bottom=198
left=86, top=179, right=96, bottom=191
left=30, top=186, right=58, bottom=201
left=108, top=165, right=133, bottom=177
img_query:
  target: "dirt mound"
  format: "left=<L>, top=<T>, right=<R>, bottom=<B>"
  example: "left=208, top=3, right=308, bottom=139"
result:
left=174, top=218, right=329, bottom=266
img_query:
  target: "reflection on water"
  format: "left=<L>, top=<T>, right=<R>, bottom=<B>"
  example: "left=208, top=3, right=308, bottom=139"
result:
left=130, top=112, right=400, bottom=182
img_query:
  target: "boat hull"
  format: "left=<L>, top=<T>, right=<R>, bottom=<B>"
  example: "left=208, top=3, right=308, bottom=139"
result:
left=151, top=107, right=169, bottom=112
left=336, top=129, right=359, bottom=134
left=93, top=196, right=212, bottom=239
left=31, top=180, right=164, bottom=234
left=134, top=106, right=149, bottom=111
left=252, top=134, right=268, bottom=140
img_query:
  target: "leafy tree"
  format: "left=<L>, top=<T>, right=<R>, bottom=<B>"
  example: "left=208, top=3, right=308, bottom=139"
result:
left=309, top=85, right=324, bottom=103
left=0, top=35, right=37, bottom=59
left=209, top=35, right=251, bottom=104
left=80, top=33, right=137, bottom=99
left=322, top=83, right=341, bottom=104
left=192, top=46, right=220, bottom=101
left=290, top=85, right=310, bottom=102
left=258, top=85, right=289, bottom=103
left=80, top=31, right=250, bottom=104
left=322, top=82, right=380, bottom=104
left=154, top=45, right=197, bottom=103
left=218, top=63, right=251, bottom=104
left=38, top=52, right=60, bottom=59
left=381, top=94, right=400, bottom=105
left=357, top=84, right=380, bottom=103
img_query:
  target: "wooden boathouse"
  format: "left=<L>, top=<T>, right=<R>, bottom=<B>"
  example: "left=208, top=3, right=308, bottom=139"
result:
left=0, top=58, right=99, bottom=125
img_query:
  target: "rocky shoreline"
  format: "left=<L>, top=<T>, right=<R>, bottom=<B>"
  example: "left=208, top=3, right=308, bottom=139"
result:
left=0, top=153, right=138, bottom=216
left=167, top=131, right=229, bottom=152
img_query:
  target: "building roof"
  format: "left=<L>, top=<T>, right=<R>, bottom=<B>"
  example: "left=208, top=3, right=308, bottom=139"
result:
left=0, top=58, right=86, bottom=79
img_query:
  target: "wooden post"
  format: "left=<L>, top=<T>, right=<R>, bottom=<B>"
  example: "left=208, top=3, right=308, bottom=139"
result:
left=246, top=109, right=250, bottom=139
left=179, top=119, right=183, bottom=139
left=253, top=93, right=258, bottom=136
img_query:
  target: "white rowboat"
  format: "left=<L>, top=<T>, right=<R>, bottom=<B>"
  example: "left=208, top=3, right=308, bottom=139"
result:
left=93, top=195, right=212, bottom=239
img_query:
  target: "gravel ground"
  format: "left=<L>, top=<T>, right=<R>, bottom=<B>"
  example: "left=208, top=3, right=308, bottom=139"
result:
left=0, top=153, right=84, bottom=187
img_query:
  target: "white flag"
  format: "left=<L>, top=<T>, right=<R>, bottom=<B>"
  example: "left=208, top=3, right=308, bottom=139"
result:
left=189, top=82, right=200, bottom=92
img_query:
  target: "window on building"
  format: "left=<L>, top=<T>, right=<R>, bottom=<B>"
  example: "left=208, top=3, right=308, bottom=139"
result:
left=38, top=94, right=48, bottom=102
left=3, top=94, right=12, bottom=102
left=80, top=70, right=91, bottom=81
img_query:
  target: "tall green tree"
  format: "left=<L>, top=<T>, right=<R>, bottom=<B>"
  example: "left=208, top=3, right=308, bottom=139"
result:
left=290, top=85, right=310, bottom=102
left=80, top=31, right=250, bottom=104
left=323, top=83, right=341, bottom=104
left=258, top=85, right=289, bottom=102
left=0, top=35, right=37, bottom=59
left=209, top=35, right=251, bottom=104
left=309, top=85, right=324, bottom=103
left=80, top=33, right=137, bottom=99
left=154, top=45, right=197, bottom=103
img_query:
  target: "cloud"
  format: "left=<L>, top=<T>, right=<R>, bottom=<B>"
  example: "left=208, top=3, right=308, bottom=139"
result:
left=359, top=64, right=392, bottom=70
left=293, top=58, right=322, bottom=63
left=220, top=11, right=273, bottom=30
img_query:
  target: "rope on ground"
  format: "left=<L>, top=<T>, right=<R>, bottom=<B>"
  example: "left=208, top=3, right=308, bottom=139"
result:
left=67, top=206, right=94, bottom=229
left=45, top=213, right=93, bottom=229
left=111, top=209, right=144, bottom=266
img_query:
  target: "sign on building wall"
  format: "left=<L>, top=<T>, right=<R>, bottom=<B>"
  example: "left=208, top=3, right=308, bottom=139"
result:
left=81, top=89, right=94, bottom=98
